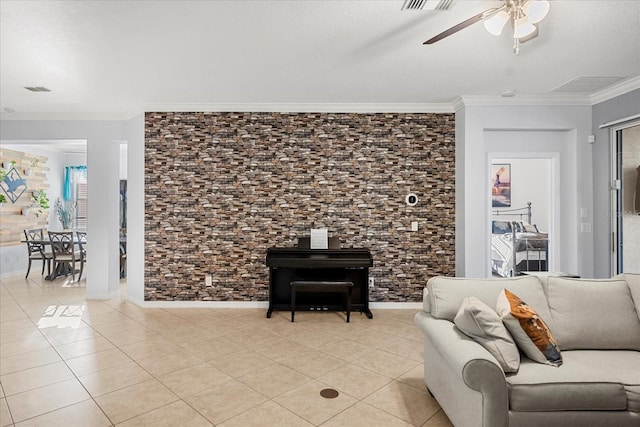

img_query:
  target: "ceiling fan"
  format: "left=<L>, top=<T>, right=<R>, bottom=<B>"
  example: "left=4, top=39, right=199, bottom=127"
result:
left=422, top=0, right=551, bottom=55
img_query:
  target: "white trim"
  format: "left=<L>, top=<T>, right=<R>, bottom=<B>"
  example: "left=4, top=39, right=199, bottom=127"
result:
left=85, top=289, right=121, bottom=300
left=452, top=97, right=466, bottom=112
left=591, top=76, right=640, bottom=106
left=369, top=302, right=422, bottom=310
left=2, top=80, right=639, bottom=122
left=3, top=85, right=640, bottom=122
left=126, top=296, right=269, bottom=309
left=134, top=103, right=456, bottom=115
left=610, top=126, right=618, bottom=276
left=608, top=117, right=640, bottom=275
left=125, top=296, right=421, bottom=310
left=487, top=152, right=560, bottom=277
left=0, top=112, right=130, bottom=121
left=460, top=94, right=591, bottom=107
left=599, top=113, right=640, bottom=129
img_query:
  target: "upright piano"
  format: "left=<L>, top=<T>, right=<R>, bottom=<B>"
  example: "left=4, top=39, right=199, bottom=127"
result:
left=265, top=247, right=374, bottom=319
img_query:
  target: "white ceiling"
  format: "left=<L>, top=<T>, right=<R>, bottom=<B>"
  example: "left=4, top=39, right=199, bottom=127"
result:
left=1, top=0, right=639, bottom=120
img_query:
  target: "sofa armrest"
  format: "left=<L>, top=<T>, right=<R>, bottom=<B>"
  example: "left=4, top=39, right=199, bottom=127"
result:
left=415, top=311, right=509, bottom=427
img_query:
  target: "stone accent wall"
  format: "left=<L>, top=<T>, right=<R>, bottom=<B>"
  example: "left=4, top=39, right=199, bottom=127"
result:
left=144, top=112, right=455, bottom=302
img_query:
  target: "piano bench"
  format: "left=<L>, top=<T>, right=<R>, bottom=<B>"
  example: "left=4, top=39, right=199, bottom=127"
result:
left=290, top=281, right=354, bottom=323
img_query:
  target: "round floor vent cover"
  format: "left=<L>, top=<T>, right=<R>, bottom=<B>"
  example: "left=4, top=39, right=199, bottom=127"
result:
left=320, top=388, right=339, bottom=399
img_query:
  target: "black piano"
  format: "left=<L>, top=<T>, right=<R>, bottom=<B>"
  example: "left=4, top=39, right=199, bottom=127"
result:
left=265, top=247, right=374, bottom=319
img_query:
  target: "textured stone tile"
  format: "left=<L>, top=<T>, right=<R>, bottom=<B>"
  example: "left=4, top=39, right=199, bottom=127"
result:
left=144, top=112, right=455, bottom=303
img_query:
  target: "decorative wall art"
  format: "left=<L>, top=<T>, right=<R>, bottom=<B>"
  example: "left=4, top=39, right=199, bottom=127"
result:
left=0, top=167, right=27, bottom=203
left=492, top=163, right=511, bottom=207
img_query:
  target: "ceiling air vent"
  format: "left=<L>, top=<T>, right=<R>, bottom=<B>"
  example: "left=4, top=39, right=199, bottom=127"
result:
left=551, top=76, right=626, bottom=94
left=24, top=86, right=51, bottom=92
left=402, top=0, right=454, bottom=11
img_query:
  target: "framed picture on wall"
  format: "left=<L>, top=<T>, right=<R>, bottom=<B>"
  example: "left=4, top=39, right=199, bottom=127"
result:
left=492, top=163, right=511, bottom=207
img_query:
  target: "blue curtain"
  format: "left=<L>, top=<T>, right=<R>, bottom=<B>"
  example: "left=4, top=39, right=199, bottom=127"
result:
left=63, top=166, right=87, bottom=200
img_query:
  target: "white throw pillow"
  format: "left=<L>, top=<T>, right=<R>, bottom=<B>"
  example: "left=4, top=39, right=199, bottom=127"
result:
left=454, top=296, right=520, bottom=373
left=496, top=288, right=562, bottom=367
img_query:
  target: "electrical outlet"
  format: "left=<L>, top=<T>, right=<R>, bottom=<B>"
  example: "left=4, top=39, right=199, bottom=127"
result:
left=368, top=277, right=375, bottom=288
left=205, top=274, right=212, bottom=287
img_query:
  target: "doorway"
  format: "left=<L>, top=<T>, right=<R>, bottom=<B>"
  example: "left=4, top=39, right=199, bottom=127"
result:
left=611, top=122, right=640, bottom=274
left=488, top=155, right=557, bottom=276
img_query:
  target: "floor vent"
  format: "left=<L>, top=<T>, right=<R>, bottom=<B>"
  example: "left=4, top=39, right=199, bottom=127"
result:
left=320, top=388, right=339, bottom=399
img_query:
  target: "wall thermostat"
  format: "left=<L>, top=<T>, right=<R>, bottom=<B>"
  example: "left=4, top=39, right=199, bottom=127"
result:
left=405, top=193, right=418, bottom=207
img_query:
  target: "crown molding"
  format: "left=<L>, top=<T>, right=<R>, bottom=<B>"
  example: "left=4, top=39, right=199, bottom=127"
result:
left=458, top=94, right=592, bottom=107
left=0, top=111, right=129, bottom=121
left=2, top=84, right=638, bottom=122
left=131, top=102, right=456, bottom=117
left=452, top=97, right=466, bottom=112
left=590, top=76, right=640, bottom=105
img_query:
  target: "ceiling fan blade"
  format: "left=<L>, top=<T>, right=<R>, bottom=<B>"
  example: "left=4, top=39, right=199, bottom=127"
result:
left=423, top=7, right=502, bottom=45
left=518, top=25, right=539, bottom=43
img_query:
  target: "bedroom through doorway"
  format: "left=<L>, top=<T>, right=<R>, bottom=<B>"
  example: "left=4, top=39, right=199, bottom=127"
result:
left=490, top=157, right=553, bottom=277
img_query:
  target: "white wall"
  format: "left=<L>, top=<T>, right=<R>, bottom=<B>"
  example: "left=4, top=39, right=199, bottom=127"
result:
left=124, top=114, right=144, bottom=303
left=457, top=104, right=593, bottom=278
left=120, top=144, right=128, bottom=180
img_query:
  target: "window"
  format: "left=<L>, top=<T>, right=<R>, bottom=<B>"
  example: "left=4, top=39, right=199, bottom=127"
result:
left=63, top=166, right=87, bottom=229
left=76, top=177, right=87, bottom=229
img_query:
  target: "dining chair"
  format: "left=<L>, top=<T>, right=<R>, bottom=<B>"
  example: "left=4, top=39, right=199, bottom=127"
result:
left=23, top=228, right=52, bottom=278
left=48, top=231, right=84, bottom=282
left=76, top=231, right=87, bottom=281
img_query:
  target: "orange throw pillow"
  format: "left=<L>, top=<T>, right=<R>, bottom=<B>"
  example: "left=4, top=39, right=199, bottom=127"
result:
left=496, top=288, right=562, bottom=366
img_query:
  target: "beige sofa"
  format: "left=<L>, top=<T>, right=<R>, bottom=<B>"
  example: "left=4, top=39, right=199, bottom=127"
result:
left=414, top=273, right=640, bottom=427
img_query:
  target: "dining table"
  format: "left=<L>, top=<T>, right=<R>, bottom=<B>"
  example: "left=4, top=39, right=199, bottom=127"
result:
left=22, top=231, right=127, bottom=281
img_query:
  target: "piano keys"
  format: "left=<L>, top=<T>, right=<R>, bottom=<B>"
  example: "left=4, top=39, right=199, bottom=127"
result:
left=265, top=247, right=374, bottom=319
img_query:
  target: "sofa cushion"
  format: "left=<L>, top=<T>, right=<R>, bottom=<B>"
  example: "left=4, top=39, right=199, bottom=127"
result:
left=620, top=273, right=640, bottom=320
left=427, top=276, right=552, bottom=326
left=454, top=296, right=520, bottom=373
left=547, top=277, right=640, bottom=350
left=497, top=289, right=562, bottom=366
left=423, top=287, right=431, bottom=313
left=507, top=350, right=640, bottom=412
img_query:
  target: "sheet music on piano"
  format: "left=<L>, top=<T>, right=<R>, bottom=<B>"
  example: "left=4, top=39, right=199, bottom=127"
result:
left=310, top=228, right=328, bottom=249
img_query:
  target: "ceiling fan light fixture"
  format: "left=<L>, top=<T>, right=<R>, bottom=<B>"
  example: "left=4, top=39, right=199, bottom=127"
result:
left=523, top=0, right=550, bottom=24
left=484, top=10, right=509, bottom=36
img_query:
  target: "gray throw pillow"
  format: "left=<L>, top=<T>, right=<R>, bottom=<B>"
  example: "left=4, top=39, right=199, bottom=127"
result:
left=454, top=296, right=520, bottom=373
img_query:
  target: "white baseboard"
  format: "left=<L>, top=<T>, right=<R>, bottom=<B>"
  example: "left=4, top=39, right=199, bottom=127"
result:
left=126, top=297, right=270, bottom=309
left=125, top=298, right=421, bottom=310
left=370, top=302, right=422, bottom=310
left=86, top=289, right=121, bottom=300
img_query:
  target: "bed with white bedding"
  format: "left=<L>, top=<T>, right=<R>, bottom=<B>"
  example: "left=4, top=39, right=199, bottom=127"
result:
left=491, top=203, right=549, bottom=277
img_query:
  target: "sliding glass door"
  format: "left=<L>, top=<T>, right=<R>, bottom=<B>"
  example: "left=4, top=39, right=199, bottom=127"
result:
left=611, top=122, right=640, bottom=275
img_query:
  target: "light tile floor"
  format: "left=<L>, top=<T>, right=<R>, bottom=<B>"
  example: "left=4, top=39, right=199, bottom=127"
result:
left=0, top=273, right=453, bottom=426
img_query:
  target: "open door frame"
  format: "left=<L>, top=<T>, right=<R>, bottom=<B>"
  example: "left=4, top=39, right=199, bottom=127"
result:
left=487, top=152, right=560, bottom=276
left=609, top=119, right=640, bottom=275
